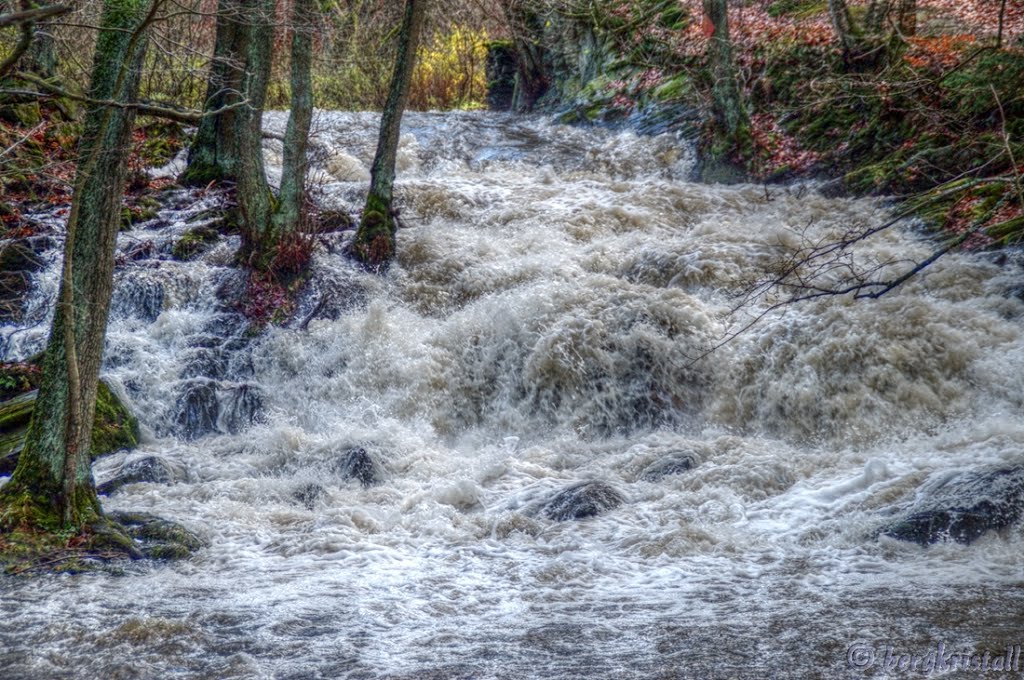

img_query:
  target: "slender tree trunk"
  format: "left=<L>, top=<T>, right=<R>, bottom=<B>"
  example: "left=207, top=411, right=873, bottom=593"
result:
left=703, top=0, right=750, bottom=152
left=268, top=0, right=315, bottom=261
left=233, top=0, right=275, bottom=266
left=182, top=0, right=244, bottom=185
left=0, top=0, right=155, bottom=532
left=26, top=16, right=59, bottom=80
left=352, top=0, right=427, bottom=270
left=896, top=0, right=916, bottom=36
left=828, top=0, right=891, bottom=70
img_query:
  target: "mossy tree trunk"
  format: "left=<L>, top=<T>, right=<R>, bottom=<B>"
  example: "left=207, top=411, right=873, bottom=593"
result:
left=828, top=0, right=910, bottom=70
left=232, top=0, right=275, bottom=268
left=182, top=0, right=244, bottom=185
left=265, top=0, right=315, bottom=268
left=352, top=0, right=426, bottom=271
left=703, top=0, right=750, bottom=154
left=0, top=0, right=155, bottom=533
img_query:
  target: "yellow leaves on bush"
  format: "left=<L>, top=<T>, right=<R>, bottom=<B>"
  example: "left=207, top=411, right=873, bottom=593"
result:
left=410, top=26, right=489, bottom=111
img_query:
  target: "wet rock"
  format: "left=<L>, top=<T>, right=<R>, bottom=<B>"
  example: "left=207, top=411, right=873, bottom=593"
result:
left=1, top=380, right=140, bottom=475
left=108, top=511, right=204, bottom=561
left=541, top=481, right=625, bottom=521
left=97, top=455, right=187, bottom=495
left=174, top=379, right=219, bottom=440
left=336, top=447, right=382, bottom=487
left=111, top=275, right=165, bottom=322
left=640, top=452, right=698, bottom=482
left=293, top=482, right=327, bottom=510
left=213, top=271, right=248, bottom=310
left=171, top=225, right=220, bottom=261
left=220, top=384, right=263, bottom=434
left=880, top=465, right=1024, bottom=545
left=180, top=347, right=228, bottom=379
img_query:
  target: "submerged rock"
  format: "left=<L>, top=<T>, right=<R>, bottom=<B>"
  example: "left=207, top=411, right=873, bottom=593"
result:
left=880, top=465, right=1024, bottom=545
left=97, top=455, right=187, bottom=495
left=640, top=451, right=698, bottom=481
left=336, top=447, right=381, bottom=487
left=108, top=511, right=204, bottom=561
left=111, top=275, right=165, bottom=322
left=174, top=379, right=219, bottom=440
left=220, top=384, right=262, bottom=434
left=293, top=482, right=327, bottom=510
left=541, top=481, right=625, bottom=521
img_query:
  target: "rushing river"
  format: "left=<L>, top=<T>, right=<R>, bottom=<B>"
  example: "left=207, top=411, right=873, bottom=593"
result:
left=2, top=112, right=1024, bottom=679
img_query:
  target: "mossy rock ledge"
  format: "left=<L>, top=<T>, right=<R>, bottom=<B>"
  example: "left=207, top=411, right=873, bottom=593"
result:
left=0, top=379, right=141, bottom=476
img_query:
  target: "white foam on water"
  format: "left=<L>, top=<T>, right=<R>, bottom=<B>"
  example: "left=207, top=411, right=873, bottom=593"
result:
left=2, top=111, right=1023, bottom=679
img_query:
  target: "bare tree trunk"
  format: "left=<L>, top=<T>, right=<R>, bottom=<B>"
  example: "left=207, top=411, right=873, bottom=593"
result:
left=828, top=0, right=895, bottom=70
left=897, top=0, right=916, bottom=36
left=352, top=0, right=427, bottom=270
left=182, top=0, right=244, bottom=185
left=0, top=0, right=154, bottom=533
left=233, top=0, right=275, bottom=267
left=703, top=0, right=750, bottom=151
left=269, top=0, right=315, bottom=256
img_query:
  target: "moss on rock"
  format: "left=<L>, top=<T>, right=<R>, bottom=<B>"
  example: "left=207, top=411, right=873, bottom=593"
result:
left=0, top=379, right=140, bottom=476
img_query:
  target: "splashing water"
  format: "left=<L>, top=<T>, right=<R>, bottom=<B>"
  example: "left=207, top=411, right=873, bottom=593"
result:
left=2, top=111, right=1024, bottom=679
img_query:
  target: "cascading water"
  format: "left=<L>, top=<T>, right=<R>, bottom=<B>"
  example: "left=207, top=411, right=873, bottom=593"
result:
left=2, top=111, right=1024, bottom=679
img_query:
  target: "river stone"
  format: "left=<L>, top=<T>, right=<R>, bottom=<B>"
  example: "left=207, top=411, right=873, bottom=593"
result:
left=220, top=384, right=262, bottom=434
left=640, top=452, right=698, bottom=481
left=174, top=379, right=219, bottom=440
left=880, top=465, right=1024, bottom=545
left=293, top=482, right=327, bottom=509
left=108, top=510, right=204, bottom=561
left=97, top=455, right=187, bottom=495
left=541, top=481, right=625, bottom=521
left=111, top=275, right=165, bottom=322
left=336, top=447, right=381, bottom=487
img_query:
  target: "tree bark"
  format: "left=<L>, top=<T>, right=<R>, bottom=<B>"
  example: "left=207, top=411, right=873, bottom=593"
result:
left=352, top=0, right=427, bottom=270
left=182, top=0, right=244, bottom=185
left=232, top=0, right=275, bottom=266
left=267, top=0, right=315, bottom=265
left=703, top=0, right=750, bottom=152
left=0, top=0, right=154, bottom=532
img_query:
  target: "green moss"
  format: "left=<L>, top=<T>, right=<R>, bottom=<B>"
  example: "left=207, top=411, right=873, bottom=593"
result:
left=171, top=225, right=220, bottom=260
left=92, top=381, right=141, bottom=455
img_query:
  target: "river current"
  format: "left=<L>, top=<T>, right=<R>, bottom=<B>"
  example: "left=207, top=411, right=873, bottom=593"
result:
left=2, top=112, right=1023, bottom=679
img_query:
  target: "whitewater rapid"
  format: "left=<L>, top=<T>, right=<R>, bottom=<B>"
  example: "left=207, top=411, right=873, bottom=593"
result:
left=2, top=111, right=1023, bottom=679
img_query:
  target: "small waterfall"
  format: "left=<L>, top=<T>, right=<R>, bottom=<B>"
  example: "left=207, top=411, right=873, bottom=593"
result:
left=2, top=112, right=1023, bottom=679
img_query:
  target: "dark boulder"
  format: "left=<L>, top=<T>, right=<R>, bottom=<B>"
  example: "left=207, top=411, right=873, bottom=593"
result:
left=336, top=447, right=381, bottom=487
left=220, top=384, right=263, bottom=434
left=880, top=465, right=1024, bottom=546
left=293, top=482, right=327, bottom=509
left=174, top=379, right=219, bottom=440
left=640, top=452, right=698, bottom=481
left=97, top=455, right=186, bottom=495
left=541, top=481, right=625, bottom=521
left=110, top=274, right=165, bottom=322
